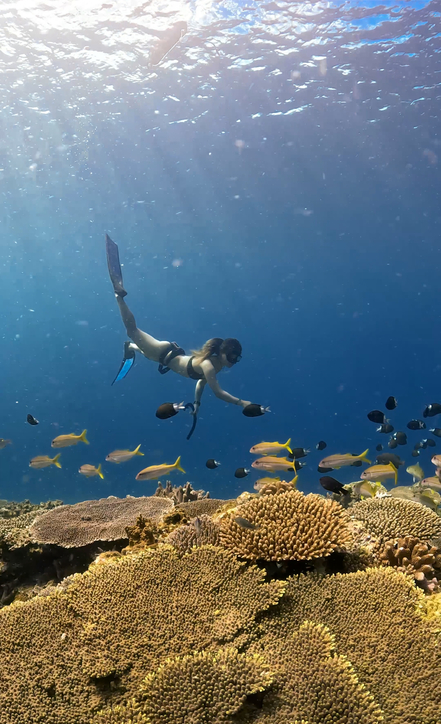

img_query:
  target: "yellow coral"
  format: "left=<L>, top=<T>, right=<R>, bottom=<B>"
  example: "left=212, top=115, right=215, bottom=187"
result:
left=220, top=490, right=353, bottom=561
left=351, top=496, right=441, bottom=542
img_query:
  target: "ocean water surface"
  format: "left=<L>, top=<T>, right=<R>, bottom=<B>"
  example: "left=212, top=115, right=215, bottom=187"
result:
left=0, top=0, right=439, bottom=503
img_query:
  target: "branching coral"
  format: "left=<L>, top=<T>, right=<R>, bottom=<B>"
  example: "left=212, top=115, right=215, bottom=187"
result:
left=154, top=480, right=209, bottom=503
left=165, top=515, right=221, bottom=555
left=220, top=490, right=353, bottom=561
left=29, top=496, right=174, bottom=548
left=351, top=496, right=441, bottom=543
left=379, top=536, right=441, bottom=594
left=252, top=621, right=383, bottom=724
left=248, top=567, right=441, bottom=724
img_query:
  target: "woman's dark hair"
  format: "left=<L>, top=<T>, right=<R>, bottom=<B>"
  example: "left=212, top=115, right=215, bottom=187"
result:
left=191, top=337, right=242, bottom=364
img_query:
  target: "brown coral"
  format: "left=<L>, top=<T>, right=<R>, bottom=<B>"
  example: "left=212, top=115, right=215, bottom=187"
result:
left=253, top=621, right=383, bottom=724
left=379, top=536, right=441, bottom=594
left=0, top=546, right=284, bottom=724
left=254, top=480, right=298, bottom=496
left=166, top=515, right=221, bottom=555
left=176, top=498, right=230, bottom=518
left=249, top=567, right=441, bottom=724
left=351, top=496, right=441, bottom=543
left=154, top=480, right=209, bottom=503
left=29, top=495, right=174, bottom=548
left=220, top=490, right=353, bottom=561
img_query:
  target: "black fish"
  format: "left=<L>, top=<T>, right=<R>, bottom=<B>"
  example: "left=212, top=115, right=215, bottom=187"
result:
left=385, top=396, right=397, bottom=411
left=414, top=441, right=427, bottom=450
left=319, top=476, right=349, bottom=495
left=429, top=428, right=441, bottom=438
left=293, top=460, right=306, bottom=471
left=206, top=459, right=220, bottom=470
left=423, top=403, right=441, bottom=418
left=318, top=465, right=333, bottom=473
left=234, top=467, right=251, bottom=479
left=242, top=404, right=270, bottom=418
left=376, top=444, right=383, bottom=451
left=376, top=453, right=404, bottom=468
left=26, top=414, right=39, bottom=426
left=394, top=431, right=408, bottom=445
left=316, top=441, right=327, bottom=451
left=367, top=410, right=387, bottom=424
left=288, top=447, right=309, bottom=460
left=411, top=450, right=420, bottom=458
left=407, top=420, right=426, bottom=431
left=377, top=423, right=394, bottom=434
left=426, top=439, right=436, bottom=447
left=155, top=402, right=183, bottom=420
left=388, top=438, right=398, bottom=449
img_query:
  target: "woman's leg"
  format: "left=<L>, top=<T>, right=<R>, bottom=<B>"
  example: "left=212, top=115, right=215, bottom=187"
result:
left=116, top=296, right=170, bottom=363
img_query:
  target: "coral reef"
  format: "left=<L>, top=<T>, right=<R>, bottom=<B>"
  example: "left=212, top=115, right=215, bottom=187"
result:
left=97, top=648, right=272, bottom=724
left=154, top=480, right=209, bottom=503
left=251, top=621, right=383, bottom=724
left=379, top=536, right=441, bottom=594
left=176, top=498, right=230, bottom=517
left=249, top=567, right=441, bottom=724
left=351, top=496, right=441, bottom=542
left=166, top=514, right=221, bottom=555
left=255, top=480, right=298, bottom=496
left=0, top=546, right=284, bottom=723
left=29, top=495, right=174, bottom=548
left=220, top=490, right=353, bottom=561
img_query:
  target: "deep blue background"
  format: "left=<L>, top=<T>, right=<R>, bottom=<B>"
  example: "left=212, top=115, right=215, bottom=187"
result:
left=0, top=0, right=439, bottom=503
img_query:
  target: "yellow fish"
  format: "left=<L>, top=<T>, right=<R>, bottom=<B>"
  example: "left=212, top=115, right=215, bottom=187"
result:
left=105, top=444, right=144, bottom=464
left=51, top=429, right=89, bottom=448
left=79, top=464, right=104, bottom=479
left=361, top=462, right=398, bottom=485
left=30, top=454, right=61, bottom=469
left=0, top=439, right=11, bottom=449
left=251, top=456, right=296, bottom=472
left=253, top=476, right=281, bottom=490
left=406, top=463, right=424, bottom=483
left=420, top=476, right=441, bottom=492
left=136, top=455, right=185, bottom=481
left=249, top=438, right=292, bottom=456
left=319, top=449, right=371, bottom=470
left=351, top=480, right=387, bottom=498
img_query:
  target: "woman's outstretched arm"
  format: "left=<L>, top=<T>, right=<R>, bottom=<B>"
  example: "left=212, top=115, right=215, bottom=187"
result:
left=201, top=361, right=250, bottom=408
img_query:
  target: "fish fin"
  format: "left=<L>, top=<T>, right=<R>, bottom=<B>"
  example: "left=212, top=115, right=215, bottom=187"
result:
left=53, top=454, right=62, bottom=469
left=174, top=455, right=185, bottom=473
left=97, top=463, right=104, bottom=480
left=284, top=438, right=293, bottom=454
left=134, top=444, right=144, bottom=456
left=290, top=474, right=298, bottom=488
left=360, top=448, right=371, bottom=464
left=390, top=462, right=398, bottom=485
left=80, top=429, right=90, bottom=445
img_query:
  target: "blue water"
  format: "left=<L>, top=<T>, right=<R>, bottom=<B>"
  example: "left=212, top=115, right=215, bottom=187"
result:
left=0, top=0, right=439, bottom=503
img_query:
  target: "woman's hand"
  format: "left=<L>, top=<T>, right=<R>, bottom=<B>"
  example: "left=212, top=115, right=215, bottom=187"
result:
left=238, top=399, right=252, bottom=409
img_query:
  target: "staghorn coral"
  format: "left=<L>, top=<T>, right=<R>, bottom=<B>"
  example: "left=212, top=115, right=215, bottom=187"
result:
left=220, top=490, right=353, bottom=561
left=29, top=495, right=174, bottom=548
left=351, top=496, right=441, bottom=543
left=0, top=545, right=284, bottom=724
left=99, top=648, right=273, bottom=724
left=252, top=621, right=383, bottom=724
left=154, top=480, right=209, bottom=503
left=379, top=536, right=441, bottom=594
left=248, top=567, right=441, bottom=724
left=166, top=515, right=221, bottom=555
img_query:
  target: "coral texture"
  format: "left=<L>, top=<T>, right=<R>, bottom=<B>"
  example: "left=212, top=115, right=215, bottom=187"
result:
left=154, top=480, right=209, bottom=503
left=253, top=621, right=383, bottom=724
left=0, top=546, right=284, bottom=724
left=254, top=480, right=297, bottom=496
left=220, top=490, right=353, bottom=561
left=351, top=496, right=441, bottom=542
left=166, top=515, right=221, bottom=555
left=29, top=495, right=174, bottom=548
left=176, top=498, right=229, bottom=518
left=379, top=536, right=441, bottom=594
left=249, top=567, right=441, bottom=724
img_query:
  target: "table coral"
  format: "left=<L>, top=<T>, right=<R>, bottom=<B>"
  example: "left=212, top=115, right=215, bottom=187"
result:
left=220, top=490, right=353, bottom=561
left=29, top=495, right=174, bottom=548
left=248, top=567, right=441, bottom=724
left=351, top=496, right=441, bottom=542
left=252, top=621, right=383, bottom=724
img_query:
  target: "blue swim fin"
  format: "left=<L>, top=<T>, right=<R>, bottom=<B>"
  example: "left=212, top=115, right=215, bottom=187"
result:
left=106, top=234, right=127, bottom=298
left=111, top=341, right=135, bottom=385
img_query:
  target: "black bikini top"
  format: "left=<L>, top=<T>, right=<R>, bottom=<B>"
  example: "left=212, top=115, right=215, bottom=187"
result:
left=187, top=357, right=204, bottom=380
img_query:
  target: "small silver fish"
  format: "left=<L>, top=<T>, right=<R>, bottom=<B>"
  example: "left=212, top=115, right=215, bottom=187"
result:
left=233, top=516, right=259, bottom=531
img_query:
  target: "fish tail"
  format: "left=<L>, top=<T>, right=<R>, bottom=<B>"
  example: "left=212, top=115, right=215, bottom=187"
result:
left=390, top=462, right=398, bottom=485
left=174, top=455, right=185, bottom=473
left=97, top=463, right=104, bottom=480
left=284, top=438, right=293, bottom=454
left=80, top=429, right=90, bottom=445
left=360, top=448, right=371, bottom=464
left=52, top=454, right=62, bottom=469
left=134, top=444, right=144, bottom=456
left=290, top=474, right=298, bottom=489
